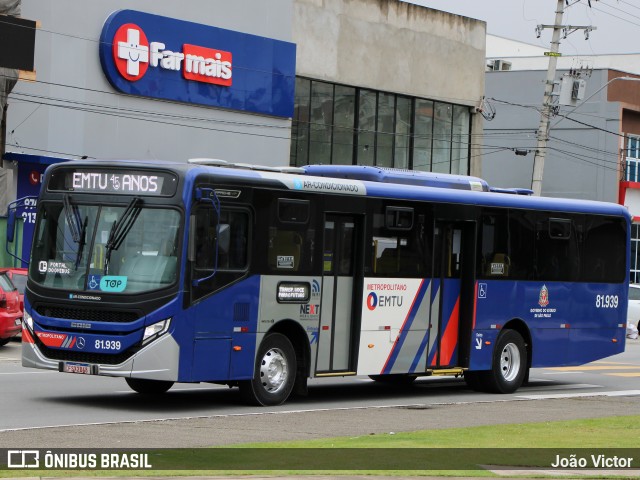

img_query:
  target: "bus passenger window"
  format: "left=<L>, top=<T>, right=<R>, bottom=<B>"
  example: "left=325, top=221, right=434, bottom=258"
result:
left=193, top=207, right=249, bottom=272
left=268, top=228, right=303, bottom=271
left=385, top=206, right=414, bottom=230
left=368, top=209, right=430, bottom=278
left=278, top=199, right=310, bottom=224
left=534, top=216, right=581, bottom=282
left=478, top=212, right=510, bottom=278
left=582, top=217, right=626, bottom=283
left=373, top=236, right=399, bottom=275
left=486, top=253, right=510, bottom=276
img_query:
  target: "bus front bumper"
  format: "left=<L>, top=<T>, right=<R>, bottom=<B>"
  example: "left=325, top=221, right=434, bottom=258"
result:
left=21, top=330, right=180, bottom=381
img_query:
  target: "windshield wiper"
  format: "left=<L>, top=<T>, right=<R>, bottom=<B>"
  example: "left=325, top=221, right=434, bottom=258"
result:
left=75, top=216, right=88, bottom=270
left=104, top=197, right=142, bottom=274
left=63, top=194, right=82, bottom=243
left=63, top=195, right=87, bottom=270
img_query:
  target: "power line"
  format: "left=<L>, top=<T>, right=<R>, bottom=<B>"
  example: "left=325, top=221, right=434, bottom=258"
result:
left=491, top=95, right=627, bottom=139
left=548, top=145, right=622, bottom=173
left=548, top=135, right=621, bottom=161
left=590, top=3, right=640, bottom=28
left=619, top=0, right=640, bottom=13
left=4, top=141, right=93, bottom=160
left=599, top=0, right=640, bottom=22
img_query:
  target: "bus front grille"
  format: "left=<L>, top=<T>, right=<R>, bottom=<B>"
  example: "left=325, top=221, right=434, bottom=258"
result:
left=35, top=305, right=140, bottom=323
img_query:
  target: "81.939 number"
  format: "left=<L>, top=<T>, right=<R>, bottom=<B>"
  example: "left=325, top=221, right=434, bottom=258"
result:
left=595, top=295, right=618, bottom=308
left=95, top=340, right=121, bottom=350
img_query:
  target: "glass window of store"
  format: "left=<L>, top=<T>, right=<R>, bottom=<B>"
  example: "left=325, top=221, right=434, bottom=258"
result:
left=309, top=81, right=334, bottom=165
left=432, top=102, right=453, bottom=174
left=291, top=77, right=471, bottom=174
left=332, top=85, right=356, bottom=165
left=452, top=105, right=471, bottom=175
left=626, top=134, right=640, bottom=182
left=413, top=99, right=434, bottom=171
left=631, top=224, right=640, bottom=284
left=290, top=78, right=311, bottom=166
left=357, top=89, right=377, bottom=167
left=376, top=93, right=395, bottom=168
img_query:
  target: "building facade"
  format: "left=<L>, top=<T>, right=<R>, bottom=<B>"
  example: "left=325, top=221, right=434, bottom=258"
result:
left=485, top=35, right=640, bottom=281
left=290, top=0, right=486, bottom=174
left=2, top=0, right=487, bottom=264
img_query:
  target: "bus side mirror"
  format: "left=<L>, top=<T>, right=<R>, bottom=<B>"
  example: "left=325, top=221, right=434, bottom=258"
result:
left=6, top=209, right=16, bottom=243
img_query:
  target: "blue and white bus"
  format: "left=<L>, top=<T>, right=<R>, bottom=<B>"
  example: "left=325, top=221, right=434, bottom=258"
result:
left=17, top=159, right=630, bottom=405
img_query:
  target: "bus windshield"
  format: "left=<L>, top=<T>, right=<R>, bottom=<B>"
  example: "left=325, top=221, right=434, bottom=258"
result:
left=30, top=200, right=181, bottom=294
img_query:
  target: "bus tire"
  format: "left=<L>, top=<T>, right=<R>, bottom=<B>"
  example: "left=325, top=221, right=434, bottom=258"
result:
left=486, top=329, right=527, bottom=394
left=240, top=333, right=296, bottom=406
left=125, top=378, right=174, bottom=394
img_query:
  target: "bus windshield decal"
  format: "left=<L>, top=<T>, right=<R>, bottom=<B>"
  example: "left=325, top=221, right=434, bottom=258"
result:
left=48, top=169, right=178, bottom=196
left=87, top=275, right=128, bottom=293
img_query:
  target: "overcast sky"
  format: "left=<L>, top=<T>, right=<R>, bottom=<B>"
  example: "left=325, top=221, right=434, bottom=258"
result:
left=406, top=0, right=640, bottom=56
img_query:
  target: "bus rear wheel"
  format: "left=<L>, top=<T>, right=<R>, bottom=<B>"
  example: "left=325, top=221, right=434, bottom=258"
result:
left=240, top=333, right=296, bottom=406
left=486, top=329, right=527, bottom=394
left=125, top=378, right=174, bottom=394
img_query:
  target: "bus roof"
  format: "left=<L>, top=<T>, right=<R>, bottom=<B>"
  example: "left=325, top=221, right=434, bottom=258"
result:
left=44, top=159, right=631, bottom=220
left=186, top=161, right=630, bottom=219
left=302, top=165, right=491, bottom=192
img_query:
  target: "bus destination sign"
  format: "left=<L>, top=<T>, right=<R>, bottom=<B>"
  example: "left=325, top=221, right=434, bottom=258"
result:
left=49, top=169, right=178, bottom=196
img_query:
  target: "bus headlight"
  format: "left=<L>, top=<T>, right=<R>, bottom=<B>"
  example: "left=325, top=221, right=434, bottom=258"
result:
left=142, top=318, right=171, bottom=345
left=23, top=310, right=33, bottom=332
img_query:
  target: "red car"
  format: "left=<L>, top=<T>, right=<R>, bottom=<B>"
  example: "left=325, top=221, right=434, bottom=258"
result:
left=0, top=271, right=22, bottom=346
left=0, top=267, right=27, bottom=312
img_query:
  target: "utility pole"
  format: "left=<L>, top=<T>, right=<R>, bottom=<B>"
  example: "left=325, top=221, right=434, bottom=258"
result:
left=531, top=0, right=595, bottom=196
left=531, top=0, right=565, bottom=197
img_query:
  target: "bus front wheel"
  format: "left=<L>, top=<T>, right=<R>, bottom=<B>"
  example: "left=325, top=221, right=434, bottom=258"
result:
left=240, top=333, right=296, bottom=406
left=125, top=377, right=174, bottom=394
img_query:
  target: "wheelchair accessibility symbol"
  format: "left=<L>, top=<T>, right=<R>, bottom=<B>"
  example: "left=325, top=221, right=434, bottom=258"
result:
left=88, top=275, right=100, bottom=290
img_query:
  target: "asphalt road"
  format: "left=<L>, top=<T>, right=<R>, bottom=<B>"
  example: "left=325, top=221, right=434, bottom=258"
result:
left=1, top=338, right=639, bottom=449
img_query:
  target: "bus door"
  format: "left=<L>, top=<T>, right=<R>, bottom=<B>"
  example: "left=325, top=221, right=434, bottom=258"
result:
left=316, top=214, right=360, bottom=374
left=428, top=221, right=476, bottom=369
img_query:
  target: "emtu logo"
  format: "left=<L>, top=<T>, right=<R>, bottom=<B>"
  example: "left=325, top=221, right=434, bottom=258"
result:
left=367, top=292, right=378, bottom=311
left=113, top=23, right=149, bottom=81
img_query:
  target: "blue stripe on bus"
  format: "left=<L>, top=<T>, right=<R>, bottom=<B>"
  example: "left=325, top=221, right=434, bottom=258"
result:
left=426, top=280, right=461, bottom=367
left=382, top=279, right=429, bottom=374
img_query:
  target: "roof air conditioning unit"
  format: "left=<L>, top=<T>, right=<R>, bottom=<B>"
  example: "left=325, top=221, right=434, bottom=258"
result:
left=489, top=60, right=512, bottom=71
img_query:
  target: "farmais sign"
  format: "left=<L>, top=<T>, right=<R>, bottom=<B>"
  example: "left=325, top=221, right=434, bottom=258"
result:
left=99, top=10, right=296, bottom=118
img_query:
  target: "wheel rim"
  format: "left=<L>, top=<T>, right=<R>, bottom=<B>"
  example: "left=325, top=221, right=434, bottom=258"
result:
left=259, top=347, right=289, bottom=394
left=500, top=342, right=521, bottom=382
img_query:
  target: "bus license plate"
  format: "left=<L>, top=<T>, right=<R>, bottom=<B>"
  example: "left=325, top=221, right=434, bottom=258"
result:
left=14, top=318, right=21, bottom=326
left=63, top=362, right=92, bottom=375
